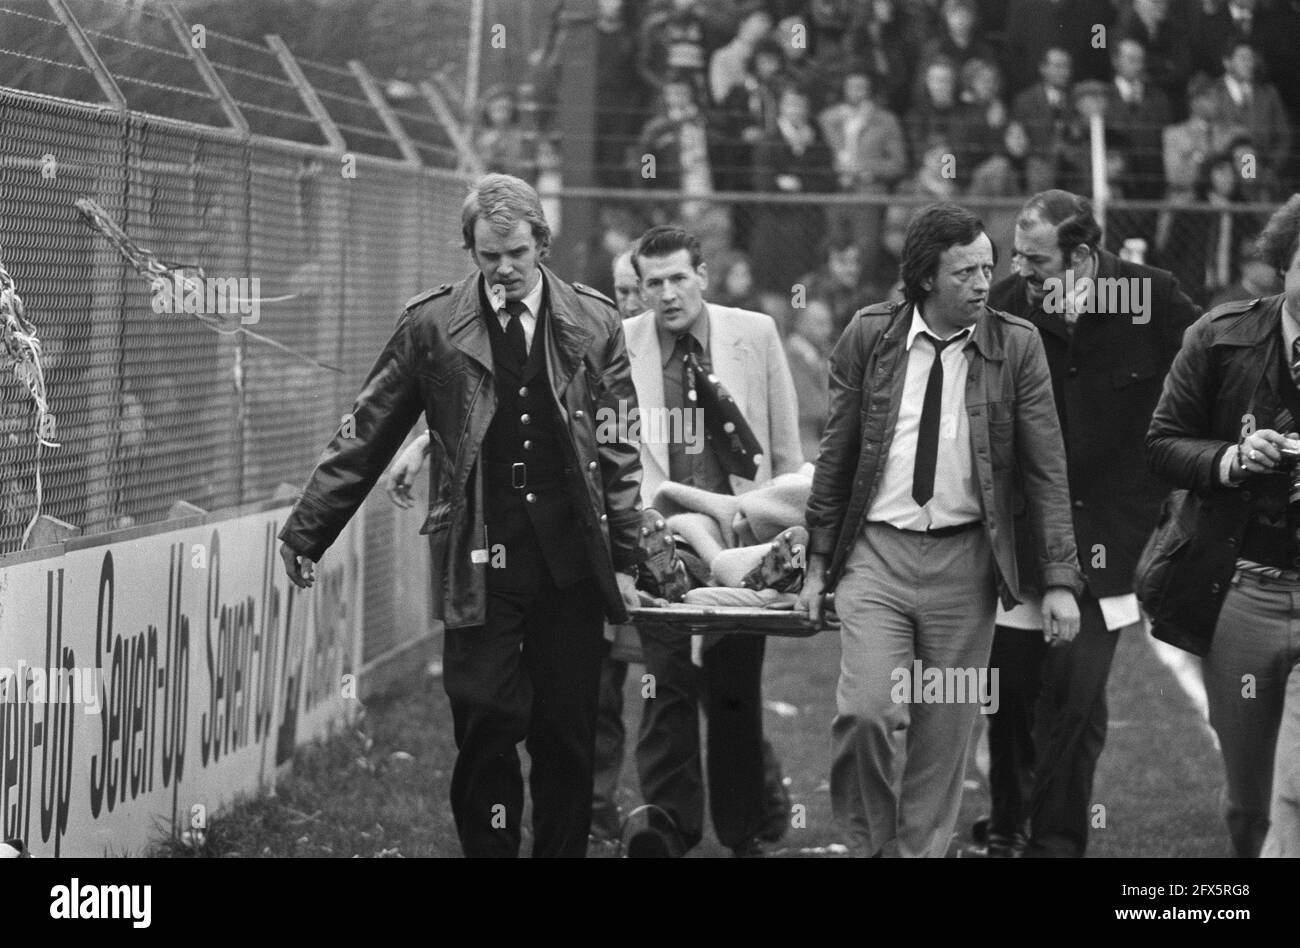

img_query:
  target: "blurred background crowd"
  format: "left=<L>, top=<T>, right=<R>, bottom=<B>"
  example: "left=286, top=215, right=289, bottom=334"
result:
left=468, top=0, right=1297, bottom=454
left=480, top=0, right=1297, bottom=368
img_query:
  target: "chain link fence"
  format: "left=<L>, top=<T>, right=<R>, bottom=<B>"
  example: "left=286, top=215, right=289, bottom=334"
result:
left=0, top=7, right=472, bottom=668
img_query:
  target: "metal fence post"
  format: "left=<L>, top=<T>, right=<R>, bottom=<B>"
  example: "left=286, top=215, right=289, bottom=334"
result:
left=265, top=34, right=347, bottom=152
left=418, top=79, right=483, bottom=177
left=348, top=60, right=422, bottom=166
left=162, top=1, right=250, bottom=135
left=45, top=0, right=127, bottom=110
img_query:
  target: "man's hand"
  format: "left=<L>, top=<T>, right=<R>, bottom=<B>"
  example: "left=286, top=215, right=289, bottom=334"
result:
left=1235, top=428, right=1300, bottom=480
left=616, top=571, right=641, bottom=611
left=1041, top=586, right=1081, bottom=647
left=386, top=434, right=429, bottom=509
left=280, top=541, right=316, bottom=589
left=796, top=553, right=828, bottom=625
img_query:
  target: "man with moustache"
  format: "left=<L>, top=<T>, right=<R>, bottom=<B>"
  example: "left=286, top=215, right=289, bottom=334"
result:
left=981, top=189, right=1198, bottom=857
left=798, top=202, right=1083, bottom=858
left=281, top=173, right=643, bottom=858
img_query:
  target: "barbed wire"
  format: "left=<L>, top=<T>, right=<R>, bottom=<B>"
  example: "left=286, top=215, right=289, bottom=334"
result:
left=0, top=46, right=91, bottom=73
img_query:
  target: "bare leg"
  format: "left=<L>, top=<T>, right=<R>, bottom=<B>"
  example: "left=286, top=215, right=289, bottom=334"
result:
left=666, top=512, right=727, bottom=564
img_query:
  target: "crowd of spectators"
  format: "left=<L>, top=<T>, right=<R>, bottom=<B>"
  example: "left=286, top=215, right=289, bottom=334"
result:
left=582, top=0, right=1297, bottom=307
left=473, top=0, right=1299, bottom=443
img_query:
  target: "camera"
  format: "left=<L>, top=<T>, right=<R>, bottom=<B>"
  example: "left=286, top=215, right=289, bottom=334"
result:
left=1277, top=438, right=1300, bottom=505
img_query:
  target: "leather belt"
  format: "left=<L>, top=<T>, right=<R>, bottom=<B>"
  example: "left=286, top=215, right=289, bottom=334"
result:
left=871, top=520, right=983, bottom=539
left=484, top=460, right=564, bottom=489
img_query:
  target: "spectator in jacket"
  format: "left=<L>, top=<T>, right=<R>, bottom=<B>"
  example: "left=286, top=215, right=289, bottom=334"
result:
left=850, top=0, right=923, bottom=116
left=1002, top=0, right=1112, bottom=98
left=1208, top=41, right=1292, bottom=193
left=1010, top=47, right=1075, bottom=188
left=820, top=69, right=908, bottom=280
left=1163, top=73, right=1251, bottom=203
left=909, top=58, right=965, bottom=168
left=956, top=58, right=1010, bottom=180
left=916, top=0, right=999, bottom=107
left=639, top=0, right=710, bottom=103
left=474, top=86, right=534, bottom=182
left=1108, top=35, right=1173, bottom=200
left=1145, top=193, right=1300, bottom=858
left=636, top=73, right=716, bottom=221
left=595, top=0, right=650, bottom=187
left=750, top=85, right=835, bottom=295
left=1116, top=0, right=1193, bottom=115
left=799, top=237, right=881, bottom=338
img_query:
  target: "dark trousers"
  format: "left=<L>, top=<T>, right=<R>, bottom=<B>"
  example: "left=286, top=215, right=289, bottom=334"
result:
left=986, top=626, right=1049, bottom=841
left=635, top=628, right=766, bottom=851
left=1027, top=592, right=1120, bottom=857
left=443, top=572, right=608, bottom=858
left=591, top=655, right=629, bottom=838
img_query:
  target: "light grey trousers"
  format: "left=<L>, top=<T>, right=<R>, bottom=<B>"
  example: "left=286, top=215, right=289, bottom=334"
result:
left=1203, top=569, right=1300, bottom=858
left=831, top=521, right=999, bottom=857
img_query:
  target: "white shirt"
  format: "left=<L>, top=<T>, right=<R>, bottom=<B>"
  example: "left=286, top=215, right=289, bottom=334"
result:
left=1114, top=76, right=1143, bottom=106
left=486, top=271, right=542, bottom=353
left=866, top=305, right=982, bottom=531
left=1224, top=75, right=1253, bottom=109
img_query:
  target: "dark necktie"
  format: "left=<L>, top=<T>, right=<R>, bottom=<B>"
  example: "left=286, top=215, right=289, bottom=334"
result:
left=912, top=331, right=967, bottom=508
left=675, top=333, right=762, bottom=479
left=504, top=299, right=527, bottom=364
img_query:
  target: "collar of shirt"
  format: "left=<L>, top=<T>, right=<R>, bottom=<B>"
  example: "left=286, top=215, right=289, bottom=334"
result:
left=906, top=304, right=971, bottom=351
left=1283, top=298, right=1300, bottom=354
left=658, top=305, right=711, bottom=368
left=1115, top=76, right=1141, bottom=103
left=486, top=271, right=544, bottom=321
left=1046, top=86, right=1063, bottom=108
left=1225, top=75, right=1252, bottom=105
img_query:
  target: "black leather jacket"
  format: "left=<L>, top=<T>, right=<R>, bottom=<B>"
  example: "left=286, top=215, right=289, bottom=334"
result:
left=279, top=266, right=645, bottom=629
left=1146, top=293, right=1289, bottom=652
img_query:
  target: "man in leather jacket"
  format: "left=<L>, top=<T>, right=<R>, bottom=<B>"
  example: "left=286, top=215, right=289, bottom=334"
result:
left=1146, top=192, right=1300, bottom=858
left=278, top=174, right=643, bottom=857
left=798, top=202, right=1084, bottom=857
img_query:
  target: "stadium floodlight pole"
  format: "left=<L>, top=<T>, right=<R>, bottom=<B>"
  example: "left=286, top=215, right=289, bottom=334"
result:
left=45, top=0, right=126, bottom=110
left=464, top=0, right=485, bottom=147
left=1091, top=111, right=1108, bottom=245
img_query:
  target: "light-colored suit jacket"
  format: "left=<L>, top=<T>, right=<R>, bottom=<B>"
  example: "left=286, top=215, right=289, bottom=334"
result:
left=623, top=303, right=804, bottom=504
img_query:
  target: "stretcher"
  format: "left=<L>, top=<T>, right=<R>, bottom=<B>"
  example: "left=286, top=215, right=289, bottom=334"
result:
left=627, top=602, right=832, bottom=637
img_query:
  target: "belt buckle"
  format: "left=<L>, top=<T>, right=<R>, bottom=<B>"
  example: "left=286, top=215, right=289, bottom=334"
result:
left=511, top=462, right=526, bottom=489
